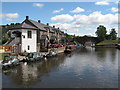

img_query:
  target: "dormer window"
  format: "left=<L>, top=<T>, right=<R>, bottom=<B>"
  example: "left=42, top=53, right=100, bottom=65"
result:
left=27, top=31, right=32, bottom=38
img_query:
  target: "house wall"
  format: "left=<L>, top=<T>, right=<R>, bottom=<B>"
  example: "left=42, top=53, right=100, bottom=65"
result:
left=21, top=29, right=37, bottom=53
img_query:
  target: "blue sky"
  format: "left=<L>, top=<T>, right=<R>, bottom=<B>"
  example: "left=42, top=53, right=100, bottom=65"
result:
left=1, top=2, right=119, bottom=36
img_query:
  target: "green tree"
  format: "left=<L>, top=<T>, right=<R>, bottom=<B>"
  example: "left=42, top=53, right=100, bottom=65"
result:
left=95, top=25, right=107, bottom=41
left=109, top=28, right=117, bottom=40
left=66, top=33, right=74, bottom=42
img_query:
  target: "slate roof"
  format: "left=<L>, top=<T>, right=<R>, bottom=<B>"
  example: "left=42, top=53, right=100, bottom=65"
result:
left=6, top=17, right=65, bottom=34
left=28, top=19, right=47, bottom=31
left=8, top=23, right=38, bottom=30
left=28, top=19, right=55, bottom=33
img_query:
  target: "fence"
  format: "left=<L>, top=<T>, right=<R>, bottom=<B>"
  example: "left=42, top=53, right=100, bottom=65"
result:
left=0, top=45, right=19, bottom=54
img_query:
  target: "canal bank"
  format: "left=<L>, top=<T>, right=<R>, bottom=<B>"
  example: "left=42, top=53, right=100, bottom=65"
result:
left=0, top=47, right=65, bottom=62
left=2, top=47, right=118, bottom=88
left=95, top=40, right=119, bottom=48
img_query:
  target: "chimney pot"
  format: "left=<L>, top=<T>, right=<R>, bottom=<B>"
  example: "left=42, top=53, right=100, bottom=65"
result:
left=53, top=25, right=55, bottom=28
left=26, top=16, right=29, bottom=20
left=47, top=23, right=49, bottom=26
left=38, top=20, right=41, bottom=23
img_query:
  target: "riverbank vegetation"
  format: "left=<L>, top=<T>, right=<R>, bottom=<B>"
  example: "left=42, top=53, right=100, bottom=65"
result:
left=95, top=25, right=119, bottom=46
left=96, top=40, right=119, bottom=45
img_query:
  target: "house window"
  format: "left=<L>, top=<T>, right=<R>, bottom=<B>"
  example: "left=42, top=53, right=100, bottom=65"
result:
left=23, top=35, right=25, bottom=38
left=28, top=45, right=30, bottom=50
left=27, top=31, right=32, bottom=38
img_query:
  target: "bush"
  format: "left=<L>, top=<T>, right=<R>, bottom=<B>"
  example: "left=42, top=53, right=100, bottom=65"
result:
left=40, top=48, right=48, bottom=52
left=2, top=38, right=9, bottom=44
left=20, top=50, right=28, bottom=56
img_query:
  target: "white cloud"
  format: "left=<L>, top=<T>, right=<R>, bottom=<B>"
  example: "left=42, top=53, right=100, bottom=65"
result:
left=53, top=8, right=64, bottom=13
left=51, top=11, right=118, bottom=36
left=6, top=18, right=16, bottom=21
left=0, top=14, right=4, bottom=19
left=70, top=7, right=85, bottom=13
left=73, top=11, right=118, bottom=25
left=33, top=3, right=44, bottom=7
left=51, top=14, right=74, bottom=23
left=0, top=13, right=19, bottom=21
left=5, top=13, right=19, bottom=18
left=111, top=7, right=118, bottom=12
left=95, top=1, right=109, bottom=5
left=114, top=1, right=120, bottom=4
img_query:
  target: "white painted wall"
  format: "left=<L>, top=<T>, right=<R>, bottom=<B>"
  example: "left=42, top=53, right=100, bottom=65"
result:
left=21, top=29, right=37, bottom=53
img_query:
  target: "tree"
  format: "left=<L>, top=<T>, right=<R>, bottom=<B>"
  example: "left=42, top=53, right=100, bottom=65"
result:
left=74, top=35, right=89, bottom=46
left=95, top=25, right=107, bottom=41
left=109, top=28, right=117, bottom=40
left=105, top=34, right=111, bottom=40
left=66, top=33, right=74, bottom=42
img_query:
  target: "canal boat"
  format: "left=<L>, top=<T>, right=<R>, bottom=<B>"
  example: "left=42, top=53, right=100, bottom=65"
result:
left=116, top=44, right=120, bottom=49
left=25, top=52, right=43, bottom=62
left=10, top=55, right=20, bottom=65
left=44, top=50, right=57, bottom=58
left=64, top=49, right=71, bottom=54
left=2, top=56, right=12, bottom=68
left=33, top=52, right=43, bottom=61
left=64, top=45, right=77, bottom=54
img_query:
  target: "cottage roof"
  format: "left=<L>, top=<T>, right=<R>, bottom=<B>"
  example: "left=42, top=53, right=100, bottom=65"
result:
left=7, top=23, right=38, bottom=30
left=6, top=16, right=65, bottom=34
left=28, top=20, right=56, bottom=33
left=28, top=19, right=47, bottom=31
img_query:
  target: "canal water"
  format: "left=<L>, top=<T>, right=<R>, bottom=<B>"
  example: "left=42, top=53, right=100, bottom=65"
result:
left=2, top=47, right=119, bottom=88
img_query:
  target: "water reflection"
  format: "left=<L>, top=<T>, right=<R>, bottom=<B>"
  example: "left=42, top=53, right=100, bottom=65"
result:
left=3, top=53, right=66, bottom=88
left=2, top=47, right=118, bottom=88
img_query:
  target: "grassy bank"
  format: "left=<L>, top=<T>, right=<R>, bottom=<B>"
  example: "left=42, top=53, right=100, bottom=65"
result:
left=96, top=40, right=119, bottom=46
left=0, top=55, right=4, bottom=60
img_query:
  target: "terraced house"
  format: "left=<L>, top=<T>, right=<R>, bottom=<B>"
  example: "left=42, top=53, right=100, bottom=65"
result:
left=4, top=16, right=66, bottom=53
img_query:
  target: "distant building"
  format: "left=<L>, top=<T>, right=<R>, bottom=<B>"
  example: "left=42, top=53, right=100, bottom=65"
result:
left=4, top=16, right=66, bottom=53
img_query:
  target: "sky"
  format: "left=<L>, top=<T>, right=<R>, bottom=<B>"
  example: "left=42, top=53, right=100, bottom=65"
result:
left=1, top=1, right=119, bottom=36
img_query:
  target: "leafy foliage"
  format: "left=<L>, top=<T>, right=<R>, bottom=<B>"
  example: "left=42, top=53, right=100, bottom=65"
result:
left=95, top=25, right=107, bottom=41
left=109, top=28, right=117, bottom=40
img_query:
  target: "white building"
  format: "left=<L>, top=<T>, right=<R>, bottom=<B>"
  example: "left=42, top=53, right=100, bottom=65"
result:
left=5, top=16, right=66, bottom=53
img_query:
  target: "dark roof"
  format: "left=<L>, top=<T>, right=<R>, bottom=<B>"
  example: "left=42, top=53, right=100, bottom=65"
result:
left=28, top=19, right=47, bottom=31
left=8, top=23, right=38, bottom=30
left=49, top=26, right=56, bottom=33
left=5, top=17, right=65, bottom=34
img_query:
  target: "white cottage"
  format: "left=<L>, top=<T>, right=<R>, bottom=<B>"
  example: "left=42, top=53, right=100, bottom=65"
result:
left=5, top=16, right=66, bottom=53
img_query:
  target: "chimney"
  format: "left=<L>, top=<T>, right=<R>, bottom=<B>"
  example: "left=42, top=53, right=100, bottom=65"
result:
left=26, top=16, right=29, bottom=20
left=47, top=23, right=49, bottom=26
left=38, top=20, right=41, bottom=23
left=53, top=25, right=55, bottom=28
